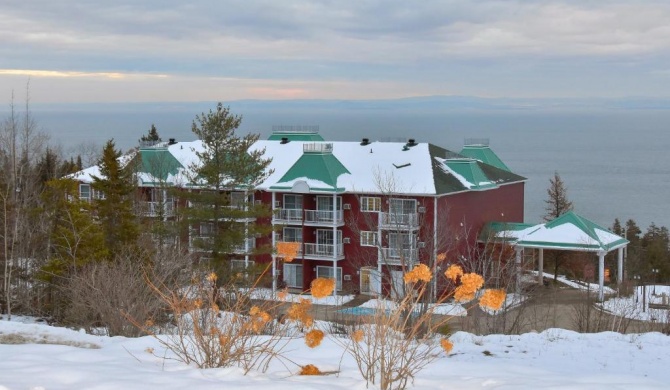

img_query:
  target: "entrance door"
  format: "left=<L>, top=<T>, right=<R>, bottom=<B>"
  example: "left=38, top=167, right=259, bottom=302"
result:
left=360, top=267, right=381, bottom=295
left=283, top=264, right=303, bottom=288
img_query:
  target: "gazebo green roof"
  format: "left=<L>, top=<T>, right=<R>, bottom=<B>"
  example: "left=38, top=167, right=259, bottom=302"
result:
left=459, top=144, right=511, bottom=172
left=270, top=144, right=350, bottom=192
left=486, top=211, right=629, bottom=252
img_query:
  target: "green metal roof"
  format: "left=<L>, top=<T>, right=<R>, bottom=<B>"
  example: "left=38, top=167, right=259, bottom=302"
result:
left=268, top=133, right=325, bottom=141
left=136, top=148, right=183, bottom=184
left=271, top=147, right=350, bottom=192
left=428, top=144, right=526, bottom=195
left=443, top=159, right=498, bottom=190
left=459, top=145, right=510, bottom=172
left=487, top=211, right=629, bottom=252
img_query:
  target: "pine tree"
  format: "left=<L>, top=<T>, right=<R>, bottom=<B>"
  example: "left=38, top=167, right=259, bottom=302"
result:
left=544, top=172, right=573, bottom=221
left=543, top=172, right=574, bottom=281
left=184, top=103, right=273, bottom=282
left=91, top=140, right=139, bottom=255
left=41, top=178, right=108, bottom=279
left=139, top=124, right=161, bottom=144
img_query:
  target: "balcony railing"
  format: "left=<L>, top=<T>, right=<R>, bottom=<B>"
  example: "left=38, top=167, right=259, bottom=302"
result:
left=304, top=209, right=343, bottom=225
left=138, top=201, right=175, bottom=217
left=303, top=243, right=345, bottom=260
left=380, top=248, right=418, bottom=266
left=379, top=212, right=419, bottom=230
left=189, top=236, right=256, bottom=254
left=273, top=208, right=303, bottom=224
left=233, top=238, right=256, bottom=254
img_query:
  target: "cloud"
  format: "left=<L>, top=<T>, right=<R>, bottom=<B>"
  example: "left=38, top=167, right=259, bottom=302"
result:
left=1, top=1, right=670, bottom=101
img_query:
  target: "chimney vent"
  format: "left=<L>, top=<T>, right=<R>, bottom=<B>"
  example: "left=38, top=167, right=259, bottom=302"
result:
left=280, top=137, right=290, bottom=144
left=360, top=138, right=370, bottom=146
left=407, top=138, right=417, bottom=147
left=168, top=138, right=177, bottom=145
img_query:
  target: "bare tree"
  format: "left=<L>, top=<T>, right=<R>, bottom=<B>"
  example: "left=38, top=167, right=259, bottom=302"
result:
left=0, top=85, right=48, bottom=318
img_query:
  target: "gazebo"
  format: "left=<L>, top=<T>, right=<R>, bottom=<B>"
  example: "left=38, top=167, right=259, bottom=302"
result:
left=487, top=211, right=629, bottom=301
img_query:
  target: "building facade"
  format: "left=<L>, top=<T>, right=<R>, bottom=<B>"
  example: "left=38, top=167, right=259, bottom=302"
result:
left=73, top=131, right=526, bottom=296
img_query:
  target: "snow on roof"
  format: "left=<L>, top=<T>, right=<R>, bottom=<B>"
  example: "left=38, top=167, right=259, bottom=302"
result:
left=71, top=139, right=523, bottom=196
left=253, top=140, right=437, bottom=194
left=487, top=212, right=628, bottom=252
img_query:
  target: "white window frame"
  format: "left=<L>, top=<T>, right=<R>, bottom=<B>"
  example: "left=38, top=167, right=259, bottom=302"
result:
left=283, top=263, right=303, bottom=288
left=316, top=265, right=343, bottom=291
left=283, top=227, right=303, bottom=243
left=79, top=183, right=91, bottom=201
left=360, top=196, right=381, bottom=212
left=389, top=198, right=417, bottom=215
left=283, top=194, right=303, bottom=210
left=316, top=196, right=342, bottom=211
left=360, top=231, right=378, bottom=247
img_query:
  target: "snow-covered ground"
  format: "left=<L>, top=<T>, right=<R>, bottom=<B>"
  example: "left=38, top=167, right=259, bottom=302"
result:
left=1, top=317, right=668, bottom=389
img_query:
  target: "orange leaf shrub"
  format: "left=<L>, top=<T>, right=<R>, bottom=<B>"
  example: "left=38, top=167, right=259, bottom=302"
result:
left=351, top=329, right=364, bottom=343
left=479, top=288, right=506, bottom=311
left=453, top=273, right=484, bottom=302
left=440, top=338, right=453, bottom=354
left=305, top=329, right=324, bottom=348
left=444, top=264, right=463, bottom=282
left=286, top=298, right=313, bottom=328
left=403, top=264, right=432, bottom=284
left=310, top=277, right=335, bottom=298
left=277, top=242, right=300, bottom=262
left=300, top=364, right=322, bottom=375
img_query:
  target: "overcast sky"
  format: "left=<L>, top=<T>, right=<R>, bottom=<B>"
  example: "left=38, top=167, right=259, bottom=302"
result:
left=2, top=0, right=670, bottom=103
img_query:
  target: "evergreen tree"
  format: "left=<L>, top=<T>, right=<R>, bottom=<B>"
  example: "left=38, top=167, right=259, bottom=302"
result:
left=91, top=140, right=139, bottom=255
left=41, top=178, right=108, bottom=279
left=184, top=103, right=273, bottom=281
left=139, top=124, right=161, bottom=144
left=612, top=218, right=623, bottom=236
left=544, top=171, right=573, bottom=221
left=543, top=172, right=574, bottom=281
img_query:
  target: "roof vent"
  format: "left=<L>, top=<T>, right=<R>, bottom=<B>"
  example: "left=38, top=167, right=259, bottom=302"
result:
left=361, top=138, right=370, bottom=146
left=168, top=138, right=177, bottom=145
left=407, top=138, right=417, bottom=147
left=280, top=137, right=290, bottom=144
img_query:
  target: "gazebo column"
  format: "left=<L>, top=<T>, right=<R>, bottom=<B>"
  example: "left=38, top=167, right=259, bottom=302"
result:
left=515, top=247, right=523, bottom=294
left=537, top=248, right=544, bottom=285
left=617, top=247, right=624, bottom=286
left=597, top=251, right=606, bottom=301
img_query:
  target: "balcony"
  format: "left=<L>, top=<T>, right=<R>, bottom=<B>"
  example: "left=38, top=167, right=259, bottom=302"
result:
left=379, top=212, right=419, bottom=230
left=273, top=208, right=344, bottom=227
left=273, top=208, right=303, bottom=225
left=188, top=236, right=256, bottom=254
left=380, top=248, right=418, bottom=266
left=304, top=209, right=343, bottom=226
left=138, top=201, right=175, bottom=218
left=303, top=243, right=345, bottom=261
left=233, top=238, right=256, bottom=254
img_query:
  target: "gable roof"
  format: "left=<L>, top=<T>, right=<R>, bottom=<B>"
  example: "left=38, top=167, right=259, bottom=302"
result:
left=135, top=148, right=183, bottom=185
left=270, top=144, right=350, bottom=192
